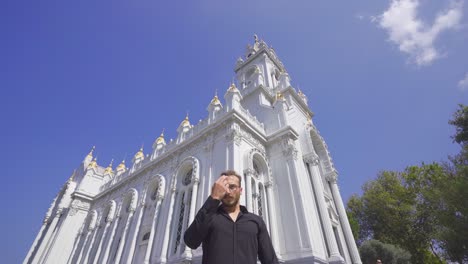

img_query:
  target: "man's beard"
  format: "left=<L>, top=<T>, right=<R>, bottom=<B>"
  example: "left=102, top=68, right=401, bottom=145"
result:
left=222, top=193, right=240, bottom=207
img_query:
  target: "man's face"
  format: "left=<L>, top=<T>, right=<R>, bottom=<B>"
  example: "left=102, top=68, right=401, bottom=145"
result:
left=221, top=175, right=242, bottom=207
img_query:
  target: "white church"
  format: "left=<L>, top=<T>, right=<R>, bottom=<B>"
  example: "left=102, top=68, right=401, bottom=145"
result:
left=25, top=36, right=362, bottom=264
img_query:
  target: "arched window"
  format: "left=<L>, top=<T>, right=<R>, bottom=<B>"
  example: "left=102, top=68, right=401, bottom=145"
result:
left=250, top=154, right=271, bottom=231
left=151, top=184, right=159, bottom=201
left=170, top=158, right=199, bottom=258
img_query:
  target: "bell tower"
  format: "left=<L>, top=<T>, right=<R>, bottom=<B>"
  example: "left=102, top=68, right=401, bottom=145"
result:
left=234, top=35, right=288, bottom=91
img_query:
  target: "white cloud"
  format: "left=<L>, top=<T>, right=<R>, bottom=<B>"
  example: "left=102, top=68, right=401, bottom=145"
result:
left=375, top=0, right=463, bottom=66
left=459, top=72, right=468, bottom=91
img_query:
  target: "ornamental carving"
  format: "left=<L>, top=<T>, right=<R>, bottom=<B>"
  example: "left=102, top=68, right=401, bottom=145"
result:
left=239, top=129, right=266, bottom=154
left=225, top=129, right=242, bottom=146
left=325, top=171, right=338, bottom=184
left=303, top=153, right=319, bottom=166
left=264, top=180, right=274, bottom=188
left=280, top=136, right=298, bottom=160
left=70, top=199, right=91, bottom=216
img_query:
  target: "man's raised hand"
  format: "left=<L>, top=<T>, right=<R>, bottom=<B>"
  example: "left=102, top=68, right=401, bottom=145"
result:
left=211, top=176, right=230, bottom=200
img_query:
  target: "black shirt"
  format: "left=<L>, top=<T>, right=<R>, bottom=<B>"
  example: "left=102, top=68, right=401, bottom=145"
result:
left=184, top=196, right=279, bottom=264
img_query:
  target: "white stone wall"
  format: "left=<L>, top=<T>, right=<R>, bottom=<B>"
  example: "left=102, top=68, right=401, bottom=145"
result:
left=24, top=38, right=361, bottom=264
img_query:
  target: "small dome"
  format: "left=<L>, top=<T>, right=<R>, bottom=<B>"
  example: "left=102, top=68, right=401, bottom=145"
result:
left=210, top=95, right=221, bottom=106
left=116, top=160, right=126, bottom=171
left=227, top=83, right=239, bottom=93
left=155, top=131, right=166, bottom=145
left=104, top=159, right=114, bottom=174
left=180, top=114, right=191, bottom=127
left=88, top=157, right=98, bottom=169
left=134, top=148, right=144, bottom=160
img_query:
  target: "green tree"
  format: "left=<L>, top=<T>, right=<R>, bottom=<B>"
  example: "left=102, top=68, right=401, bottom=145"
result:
left=439, top=104, right=468, bottom=263
left=359, top=239, right=411, bottom=264
left=347, top=104, right=468, bottom=263
left=346, top=170, right=440, bottom=263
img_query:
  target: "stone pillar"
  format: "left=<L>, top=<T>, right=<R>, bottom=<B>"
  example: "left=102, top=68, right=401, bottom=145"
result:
left=92, top=220, right=111, bottom=264
left=82, top=225, right=99, bottom=264
left=23, top=216, right=49, bottom=264
left=66, top=226, right=84, bottom=264
left=183, top=179, right=199, bottom=258
left=125, top=202, right=146, bottom=264
left=329, top=174, right=362, bottom=264
left=75, top=227, right=92, bottom=264
left=34, top=209, right=63, bottom=264
left=307, top=160, right=344, bottom=263
left=158, top=186, right=176, bottom=263
left=244, top=169, right=253, bottom=212
left=143, top=199, right=162, bottom=264
left=253, top=179, right=260, bottom=214
left=114, top=209, right=135, bottom=263
left=100, top=212, right=121, bottom=264
left=265, top=180, right=280, bottom=256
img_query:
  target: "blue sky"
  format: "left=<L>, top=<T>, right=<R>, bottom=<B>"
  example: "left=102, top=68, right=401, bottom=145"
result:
left=1, top=0, right=467, bottom=262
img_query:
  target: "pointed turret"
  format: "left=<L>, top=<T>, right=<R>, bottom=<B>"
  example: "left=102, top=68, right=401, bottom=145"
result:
left=235, top=35, right=286, bottom=90
left=104, top=159, right=114, bottom=175
left=87, top=157, right=98, bottom=170
left=133, top=147, right=145, bottom=163
left=177, top=114, right=192, bottom=143
left=154, top=130, right=166, bottom=146
left=208, top=91, right=223, bottom=123
left=116, top=160, right=126, bottom=175
left=297, top=89, right=308, bottom=105
left=83, top=146, right=95, bottom=166
left=224, top=83, right=242, bottom=111
left=151, top=130, right=166, bottom=160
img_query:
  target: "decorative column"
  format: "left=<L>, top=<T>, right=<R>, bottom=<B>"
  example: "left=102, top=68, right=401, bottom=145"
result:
left=34, top=208, right=63, bottom=264
left=158, top=184, right=176, bottom=263
left=183, top=178, right=199, bottom=258
left=23, top=214, right=50, bottom=264
left=265, top=180, right=280, bottom=255
left=75, top=225, right=92, bottom=264
left=306, top=158, right=344, bottom=263
left=82, top=224, right=100, bottom=264
left=66, top=226, right=84, bottom=264
left=125, top=201, right=146, bottom=264
left=253, top=179, right=260, bottom=214
left=114, top=208, right=135, bottom=263
left=328, top=173, right=362, bottom=264
left=92, top=219, right=111, bottom=264
left=100, top=210, right=121, bottom=264
left=244, top=169, right=254, bottom=212
left=143, top=198, right=162, bottom=264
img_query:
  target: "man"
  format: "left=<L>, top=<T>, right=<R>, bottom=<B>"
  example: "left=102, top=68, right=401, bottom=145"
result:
left=184, top=170, right=279, bottom=264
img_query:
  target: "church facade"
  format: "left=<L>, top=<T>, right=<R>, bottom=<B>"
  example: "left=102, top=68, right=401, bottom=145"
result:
left=24, top=37, right=362, bottom=264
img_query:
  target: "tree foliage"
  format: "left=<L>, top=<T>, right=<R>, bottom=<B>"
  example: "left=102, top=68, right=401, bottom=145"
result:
left=359, top=239, right=411, bottom=264
left=347, top=104, right=468, bottom=264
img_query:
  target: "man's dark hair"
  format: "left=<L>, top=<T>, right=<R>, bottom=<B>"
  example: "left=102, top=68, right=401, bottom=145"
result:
left=221, top=170, right=242, bottom=187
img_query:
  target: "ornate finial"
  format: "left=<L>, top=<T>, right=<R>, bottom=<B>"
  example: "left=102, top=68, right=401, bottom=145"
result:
left=254, top=34, right=258, bottom=43
left=88, top=157, right=98, bottom=169
left=227, top=82, right=239, bottom=92
left=116, top=160, right=126, bottom=171
left=210, top=90, right=221, bottom=105
left=156, top=129, right=166, bottom=144
left=87, top=146, right=95, bottom=158
left=133, top=146, right=145, bottom=161
left=181, top=113, right=191, bottom=127
left=105, top=159, right=114, bottom=174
